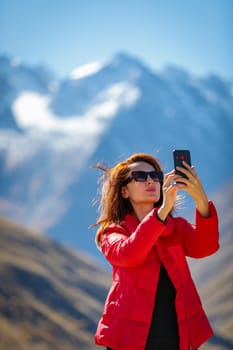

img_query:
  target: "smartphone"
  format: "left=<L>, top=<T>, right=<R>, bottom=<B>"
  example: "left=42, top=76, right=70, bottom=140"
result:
left=173, top=150, right=191, bottom=179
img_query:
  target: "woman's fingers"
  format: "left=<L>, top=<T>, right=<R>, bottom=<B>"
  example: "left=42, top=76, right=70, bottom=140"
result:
left=163, top=172, right=175, bottom=191
left=163, top=169, right=175, bottom=181
left=175, top=162, right=199, bottom=184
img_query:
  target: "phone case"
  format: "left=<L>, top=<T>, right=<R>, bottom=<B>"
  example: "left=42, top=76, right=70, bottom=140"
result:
left=173, top=150, right=191, bottom=178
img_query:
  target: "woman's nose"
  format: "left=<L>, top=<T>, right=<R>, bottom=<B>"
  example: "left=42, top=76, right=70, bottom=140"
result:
left=146, top=175, right=154, bottom=183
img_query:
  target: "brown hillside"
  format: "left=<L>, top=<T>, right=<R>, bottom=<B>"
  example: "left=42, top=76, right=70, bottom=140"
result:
left=0, top=219, right=111, bottom=350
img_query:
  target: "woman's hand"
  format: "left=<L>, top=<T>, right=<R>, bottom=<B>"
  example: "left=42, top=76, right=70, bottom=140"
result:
left=174, top=161, right=209, bottom=217
left=157, top=170, right=177, bottom=221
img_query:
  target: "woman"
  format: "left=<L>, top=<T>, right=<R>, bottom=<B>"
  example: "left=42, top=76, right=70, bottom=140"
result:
left=94, top=153, right=219, bottom=350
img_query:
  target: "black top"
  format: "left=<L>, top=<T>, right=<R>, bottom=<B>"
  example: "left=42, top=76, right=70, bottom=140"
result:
left=145, top=264, right=179, bottom=350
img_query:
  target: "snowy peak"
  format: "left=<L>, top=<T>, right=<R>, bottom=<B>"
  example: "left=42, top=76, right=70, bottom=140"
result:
left=1, top=52, right=233, bottom=135
left=50, top=52, right=146, bottom=117
left=107, top=52, right=151, bottom=76
left=0, top=54, right=54, bottom=95
left=0, top=54, right=56, bottom=130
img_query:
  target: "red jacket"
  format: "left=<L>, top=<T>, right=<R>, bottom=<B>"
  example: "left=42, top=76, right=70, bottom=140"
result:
left=95, top=201, right=219, bottom=350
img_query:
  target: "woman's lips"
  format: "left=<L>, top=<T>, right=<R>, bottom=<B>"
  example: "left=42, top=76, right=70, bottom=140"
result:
left=146, top=188, right=156, bottom=192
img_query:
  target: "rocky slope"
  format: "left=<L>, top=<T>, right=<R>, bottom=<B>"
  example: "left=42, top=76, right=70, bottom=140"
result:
left=0, top=218, right=110, bottom=350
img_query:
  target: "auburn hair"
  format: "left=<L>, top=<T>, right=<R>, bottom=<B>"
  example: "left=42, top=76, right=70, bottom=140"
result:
left=93, top=153, right=164, bottom=246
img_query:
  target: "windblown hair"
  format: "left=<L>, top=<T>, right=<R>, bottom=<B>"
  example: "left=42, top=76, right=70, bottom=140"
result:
left=93, top=153, right=164, bottom=246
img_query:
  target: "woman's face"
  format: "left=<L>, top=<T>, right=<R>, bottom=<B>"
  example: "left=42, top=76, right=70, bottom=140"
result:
left=121, top=161, right=161, bottom=209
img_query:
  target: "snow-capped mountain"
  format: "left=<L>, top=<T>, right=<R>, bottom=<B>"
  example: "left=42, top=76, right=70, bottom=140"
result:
left=0, top=52, right=233, bottom=261
left=0, top=54, right=54, bottom=130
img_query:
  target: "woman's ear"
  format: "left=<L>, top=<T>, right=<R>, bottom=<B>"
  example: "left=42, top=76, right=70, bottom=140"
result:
left=121, top=186, right=129, bottom=198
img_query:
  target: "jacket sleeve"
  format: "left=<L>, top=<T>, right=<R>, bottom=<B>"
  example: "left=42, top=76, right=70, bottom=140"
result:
left=100, top=209, right=174, bottom=267
left=181, top=201, right=220, bottom=258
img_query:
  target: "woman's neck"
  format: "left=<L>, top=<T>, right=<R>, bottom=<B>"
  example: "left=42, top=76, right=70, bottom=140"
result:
left=133, top=204, right=154, bottom=222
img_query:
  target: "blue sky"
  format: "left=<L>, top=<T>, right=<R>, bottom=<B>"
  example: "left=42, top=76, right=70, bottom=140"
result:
left=1, top=0, right=232, bottom=79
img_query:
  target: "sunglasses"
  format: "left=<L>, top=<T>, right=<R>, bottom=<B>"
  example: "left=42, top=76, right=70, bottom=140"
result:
left=124, top=170, right=163, bottom=185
